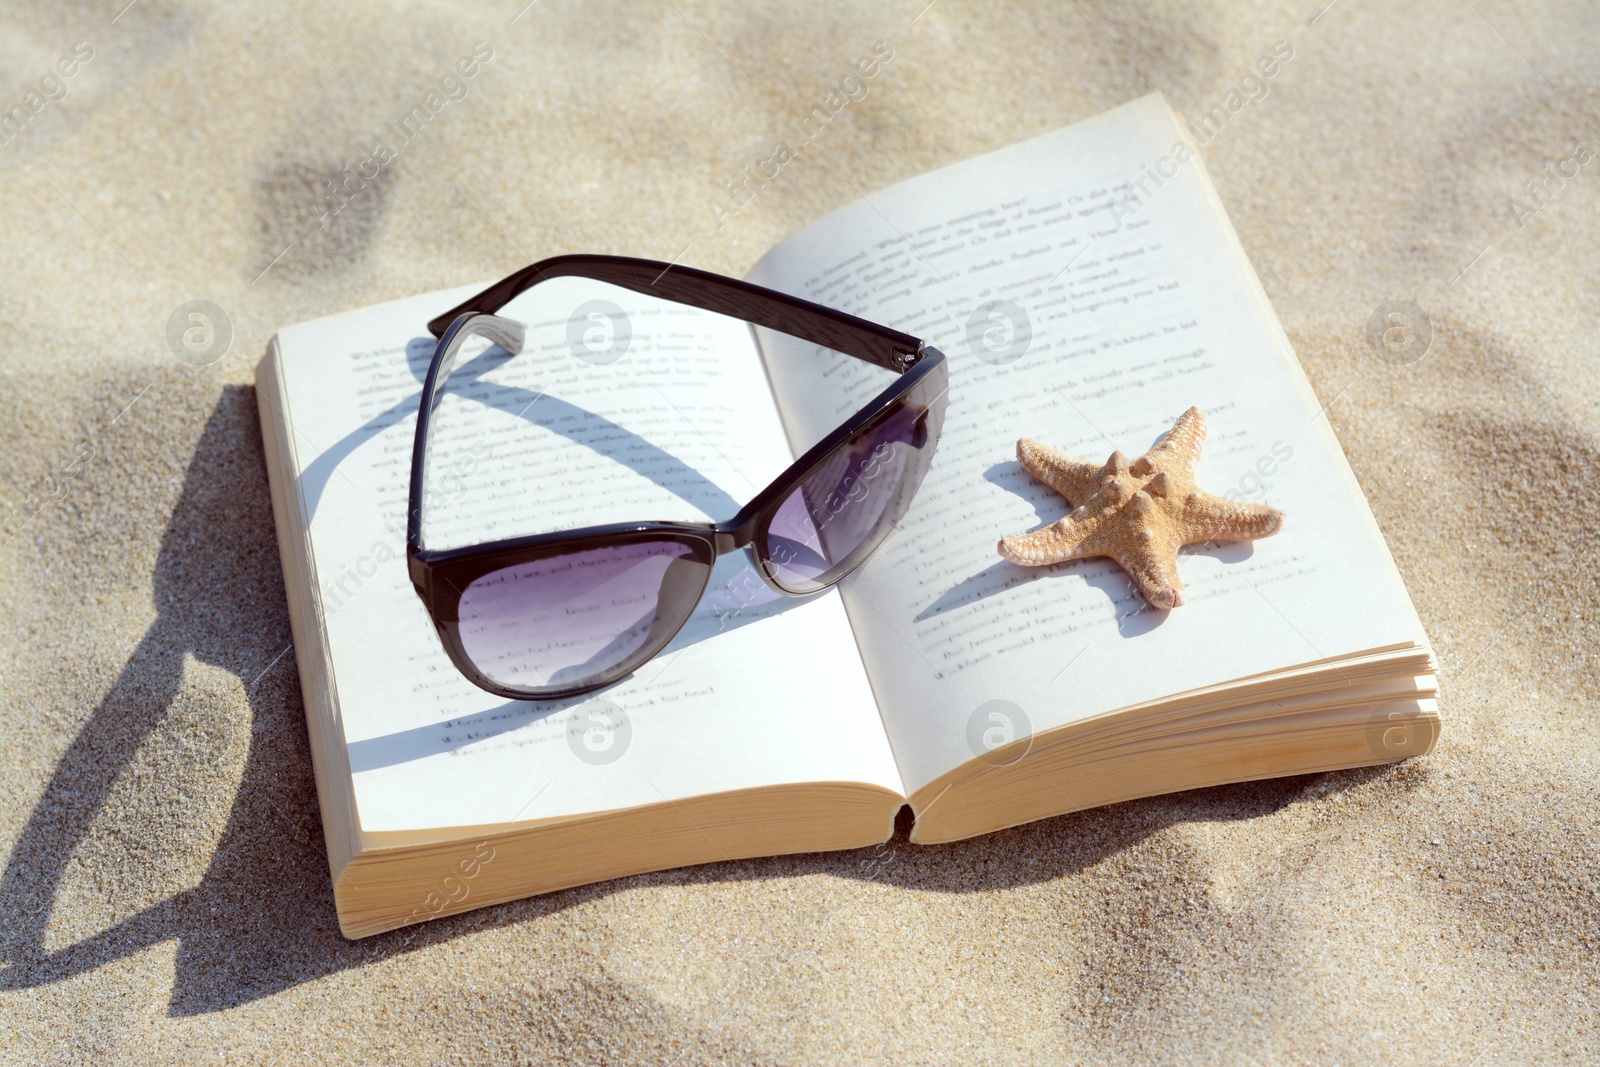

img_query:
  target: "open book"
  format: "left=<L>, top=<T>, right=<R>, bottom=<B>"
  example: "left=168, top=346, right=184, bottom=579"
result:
left=256, top=94, right=1437, bottom=939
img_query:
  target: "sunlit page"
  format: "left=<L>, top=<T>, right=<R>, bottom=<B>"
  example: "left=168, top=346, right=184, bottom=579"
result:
left=749, top=94, right=1425, bottom=795
left=274, top=277, right=902, bottom=833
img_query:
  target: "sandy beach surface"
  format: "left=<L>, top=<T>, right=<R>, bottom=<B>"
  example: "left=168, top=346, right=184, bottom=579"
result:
left=2, top=2, right=1595, bottom=1063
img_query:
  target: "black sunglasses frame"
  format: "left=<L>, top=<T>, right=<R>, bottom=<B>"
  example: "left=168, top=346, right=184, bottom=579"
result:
left=406, top=254, right=947, bottom=701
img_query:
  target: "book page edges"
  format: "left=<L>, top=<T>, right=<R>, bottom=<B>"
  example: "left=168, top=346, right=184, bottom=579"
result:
left=255, top=340, right=363, bottom=885
left=908, top=683, right=1440, bottom=845
left=333, top=781, right=904, bottom=938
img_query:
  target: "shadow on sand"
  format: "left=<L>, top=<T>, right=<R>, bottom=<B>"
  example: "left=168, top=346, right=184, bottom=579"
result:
left=0, top=384, right=1412, bottom=1015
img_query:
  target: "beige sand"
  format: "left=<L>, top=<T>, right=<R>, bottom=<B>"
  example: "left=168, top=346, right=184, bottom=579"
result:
left=1, top=1, right=1595, bottom=1062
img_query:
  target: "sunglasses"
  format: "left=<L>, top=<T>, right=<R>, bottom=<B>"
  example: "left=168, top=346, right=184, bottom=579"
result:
left=406, top=255, right=948, bottom=701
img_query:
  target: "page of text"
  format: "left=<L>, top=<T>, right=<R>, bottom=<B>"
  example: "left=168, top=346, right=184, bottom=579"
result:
left=274, top=278, right=902, bottom=833
left=748, top=94, right=1426, bottom=796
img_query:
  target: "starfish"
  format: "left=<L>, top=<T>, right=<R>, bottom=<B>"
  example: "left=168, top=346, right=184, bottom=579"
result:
left=997, top=407, right=1284, bottom=609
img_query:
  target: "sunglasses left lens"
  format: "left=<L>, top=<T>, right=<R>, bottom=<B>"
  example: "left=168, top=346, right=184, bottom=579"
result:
left=454, top=538, right=711, bottom=694
left=760, top=362, right=946, bottom=595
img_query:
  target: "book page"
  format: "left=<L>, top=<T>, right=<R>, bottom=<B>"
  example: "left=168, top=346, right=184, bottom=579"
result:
left=271, top=277, right=902, bottom=834
left=747, top=94, right=1427, bottom=796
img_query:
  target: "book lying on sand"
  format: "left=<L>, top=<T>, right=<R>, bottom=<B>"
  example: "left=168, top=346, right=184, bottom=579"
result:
left=256, top=93, right=1438, bottom=939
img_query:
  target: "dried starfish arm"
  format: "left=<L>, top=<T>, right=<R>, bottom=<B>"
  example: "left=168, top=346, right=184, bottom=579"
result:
left=1017, top=438, right=1103, bottom=503
left=997, top=515, right=1094, bottom=566
left=1180, top=491, right=1286, bottom=542
left=1131, top=405, right=1207, bottom=477
left=1113, top=547, right=1186, bottom=609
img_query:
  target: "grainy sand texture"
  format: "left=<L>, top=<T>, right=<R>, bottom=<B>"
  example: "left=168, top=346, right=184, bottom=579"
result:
left=1, top=2, right=1596, bottom=1064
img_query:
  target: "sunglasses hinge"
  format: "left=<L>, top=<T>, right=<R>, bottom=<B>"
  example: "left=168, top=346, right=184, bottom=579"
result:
left=406, top=552, right=433, bottom=607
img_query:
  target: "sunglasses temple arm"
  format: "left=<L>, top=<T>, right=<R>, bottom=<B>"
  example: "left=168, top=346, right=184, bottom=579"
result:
left=443, top=316, right=524, bottom=360
left=425, top=255, right=921, bottom=374
left=407, top=313, right=527, bottom=556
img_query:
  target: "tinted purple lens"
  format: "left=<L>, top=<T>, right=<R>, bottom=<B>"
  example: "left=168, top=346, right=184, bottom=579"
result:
left=763, top=394, right=939, bottom=594
left=455, top=539, right=707, bottom=691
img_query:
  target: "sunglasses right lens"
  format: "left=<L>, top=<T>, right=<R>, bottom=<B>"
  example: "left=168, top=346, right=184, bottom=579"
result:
left=761, top=371, right=944, bottom=594
left=455, top=538, right=710, bottom=693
